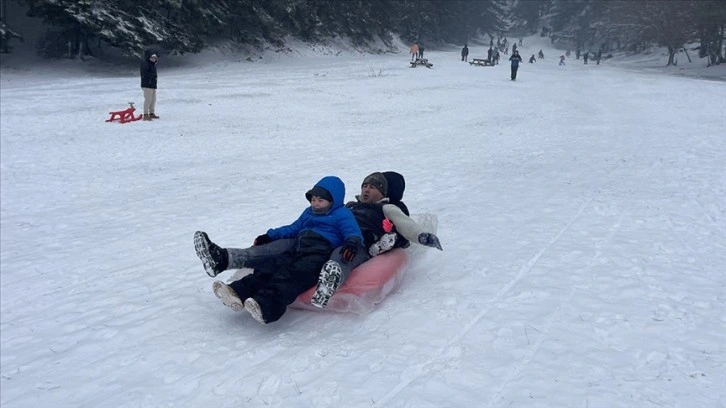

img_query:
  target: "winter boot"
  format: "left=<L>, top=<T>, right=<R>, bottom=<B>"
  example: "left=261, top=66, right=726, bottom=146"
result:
left=194, top=231, right=229, bottom=277
left=212, top=281, right=244, bottom=311
left=142, top=114, right=152, bottom=121
left=311, top=260, right=343, bottom=308
left=148, top=113, right=160, bottom=119
left=244, top=298, right=267, bottom=324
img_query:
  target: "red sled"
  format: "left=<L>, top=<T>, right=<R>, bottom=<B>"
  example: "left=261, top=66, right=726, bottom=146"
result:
left=106, top=102, right=143, bottom=123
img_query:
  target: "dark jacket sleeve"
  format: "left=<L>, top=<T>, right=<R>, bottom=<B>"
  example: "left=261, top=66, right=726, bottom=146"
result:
left=140, top=60, right=158, bottom=89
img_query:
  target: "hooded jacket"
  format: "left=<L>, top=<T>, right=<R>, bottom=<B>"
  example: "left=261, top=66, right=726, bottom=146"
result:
left=266, top=176, right=362, bottom=248
left=140, top=49, right=158, bottom=89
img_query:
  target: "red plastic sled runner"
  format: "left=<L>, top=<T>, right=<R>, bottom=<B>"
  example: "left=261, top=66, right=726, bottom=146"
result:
left=290, top=248, right=409, bottom=314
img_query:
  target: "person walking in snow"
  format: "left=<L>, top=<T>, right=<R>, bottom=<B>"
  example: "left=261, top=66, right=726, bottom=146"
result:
left=461, top=44, right=469, bottom=62
left=538, top=49, right=544, bottom=59
left=529, top=54, right=536, bottom=63
left=559, top=55, right=566, bottom=66
left=139, top=49, right=160, bottom=121
left=195, top=176, right=363, bottom=324
left=195, top=172, right=443, bottom=312
left=583, top=51, right=589, bottom=64
left=509, top=50, right=523, bottom=80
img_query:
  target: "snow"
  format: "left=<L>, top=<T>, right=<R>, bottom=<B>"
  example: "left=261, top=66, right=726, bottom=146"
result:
left=1, top=35, right=725, bottom=408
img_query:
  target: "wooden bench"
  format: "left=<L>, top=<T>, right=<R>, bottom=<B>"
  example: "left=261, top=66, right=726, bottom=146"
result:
left=410, top=58, right=433, bottom=68
left=469, top=58, right=493, bottom=67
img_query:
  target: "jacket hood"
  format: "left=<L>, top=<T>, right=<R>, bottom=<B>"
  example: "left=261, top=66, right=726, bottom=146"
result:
left=308, top=176, right=346, bottom=210
left=143, top=49, right=155, bottom=60
left=382, top=171, right=405, bottom=203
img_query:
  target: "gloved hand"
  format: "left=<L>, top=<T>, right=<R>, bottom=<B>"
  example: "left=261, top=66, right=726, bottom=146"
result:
left=418, top=232, right=443, bottom=250
left=369, top=232, right=397, bottom=256
left=339, top=237, right=362, bottom=263
left=253, top=234, right=272, bottom=246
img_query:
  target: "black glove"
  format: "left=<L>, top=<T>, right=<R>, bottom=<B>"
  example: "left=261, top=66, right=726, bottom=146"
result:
left=253, top=234, right=272, bottom=246
left=418, top=232, right=443, bottom=250
left=339, top=237, right=361, bottom=263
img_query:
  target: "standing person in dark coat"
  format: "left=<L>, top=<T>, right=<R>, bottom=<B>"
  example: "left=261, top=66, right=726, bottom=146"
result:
left=195, top=176, right=363, bottom=324
left=509, top=50, right=523, bottom=80
left=461, top=44, right=469, bottom=62
left=487, top=47, right=493, bottom=63
left=139, top=49, right=159, bottom=121
left=418, top=43, right=425, bottom=59
left=596, top=49, right=602, bottom=65
left=583, top=51, right=589, bottom=64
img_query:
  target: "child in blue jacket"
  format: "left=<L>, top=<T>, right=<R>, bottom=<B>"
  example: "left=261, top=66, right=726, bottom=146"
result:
left=195, top=176, right=362, bottom=324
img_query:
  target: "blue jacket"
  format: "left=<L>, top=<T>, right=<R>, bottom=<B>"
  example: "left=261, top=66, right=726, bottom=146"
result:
left=509, top=54, right=522, bottom=68
left=266, top=176, right=363, bottom=247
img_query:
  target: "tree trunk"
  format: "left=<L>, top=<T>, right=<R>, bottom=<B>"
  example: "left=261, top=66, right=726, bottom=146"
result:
left=682, top=47, right=691, bottom=63
left=667, top=46, right=676, bottom=66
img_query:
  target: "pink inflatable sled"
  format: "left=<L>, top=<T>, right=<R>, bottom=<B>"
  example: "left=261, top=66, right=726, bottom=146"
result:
left=227, top=214, right=437, bottom=315
left=290, top=248, right=409, bottom=314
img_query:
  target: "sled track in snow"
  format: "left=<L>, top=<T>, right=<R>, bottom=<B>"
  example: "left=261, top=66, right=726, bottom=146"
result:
left=374, top=197, right=594, bottom=407
left=484, top=212, right=626, bottom=408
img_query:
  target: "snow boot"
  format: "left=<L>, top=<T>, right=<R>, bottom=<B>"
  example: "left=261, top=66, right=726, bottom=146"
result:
left=212, top=281, right=244, bottom=311
left=148, top=113, right=160, bottom=119
left=194, top=231, right=229, bottom=277
left=311, top=260, right=343, bottom=308
left=142, top=114, right=152, bottom=121
left=244, top=298, right=267, bottom=324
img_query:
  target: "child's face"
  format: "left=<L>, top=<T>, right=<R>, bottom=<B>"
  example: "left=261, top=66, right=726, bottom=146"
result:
left=310, top=196, right=331, bottom=211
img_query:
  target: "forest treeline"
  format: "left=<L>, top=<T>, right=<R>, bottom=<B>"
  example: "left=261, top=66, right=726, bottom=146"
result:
left=0, top=0, right=723, bottom=65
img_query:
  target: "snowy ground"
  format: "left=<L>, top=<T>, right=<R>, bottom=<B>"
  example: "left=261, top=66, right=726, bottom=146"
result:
left=1, top=35, right=725, bottom=408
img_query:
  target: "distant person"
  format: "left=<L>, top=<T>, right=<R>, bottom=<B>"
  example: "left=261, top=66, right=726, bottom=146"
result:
left=461, top=44, right=469, bottom=62
left=529, top=54, right=536, bottom=63
left=576, top=49, right=581, bottom=59
left=139, top=49, right=160, bottom=121
left=596, top=49, right=602, bottom=65
left=566, top=49, right=571, bottom=57
left=509, top=50, right=523, bottom=80
left=519, top=38, right=523, bottom=46
left=538, top=49, right=544, bottom=59
left=418, top=43, right=425, bottom=59
left=410, top=42, right=419, bottom=62
left=487, top=47, right=493, bottom=63
left=512, top=43, right=517, bottom=54
left=559, top=55, right=566, bottom=66
left=583, top=51, right=589, bottom=64
left=494, top=50, right=500, bottom=65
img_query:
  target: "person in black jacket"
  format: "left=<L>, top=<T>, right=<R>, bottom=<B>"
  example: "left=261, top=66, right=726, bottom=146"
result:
left=461, top=44, right=469, bottom=62
left=140, top=49, right=159, bottom=121
left=509, top=50, right=523, bottom=80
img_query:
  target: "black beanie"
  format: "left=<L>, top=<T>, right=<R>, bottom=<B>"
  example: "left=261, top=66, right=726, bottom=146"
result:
left=305, top=185, right=333, bottom=203
left=362, top=172, right=388, bottom=197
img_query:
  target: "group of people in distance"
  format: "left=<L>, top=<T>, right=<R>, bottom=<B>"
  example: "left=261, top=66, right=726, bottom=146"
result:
left=194, top=172, right=443, bottom=325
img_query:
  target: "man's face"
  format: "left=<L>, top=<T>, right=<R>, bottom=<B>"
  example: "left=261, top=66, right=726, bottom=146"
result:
left=359, top=183, right=384, bottom=203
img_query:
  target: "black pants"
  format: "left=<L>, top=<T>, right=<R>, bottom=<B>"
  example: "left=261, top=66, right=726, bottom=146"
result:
left=511, top=66, right=519, bottom=80
left=230, top=233, right=332, bottom=323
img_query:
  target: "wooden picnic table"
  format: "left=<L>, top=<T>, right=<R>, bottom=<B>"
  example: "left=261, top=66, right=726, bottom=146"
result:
left=469, top=58, right=494, bottom=67
left=410, top=58, right=433, bottom=68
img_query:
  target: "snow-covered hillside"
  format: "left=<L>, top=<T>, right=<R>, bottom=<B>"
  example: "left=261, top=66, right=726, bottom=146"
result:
left=1, top=36, right=725, bottom=408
